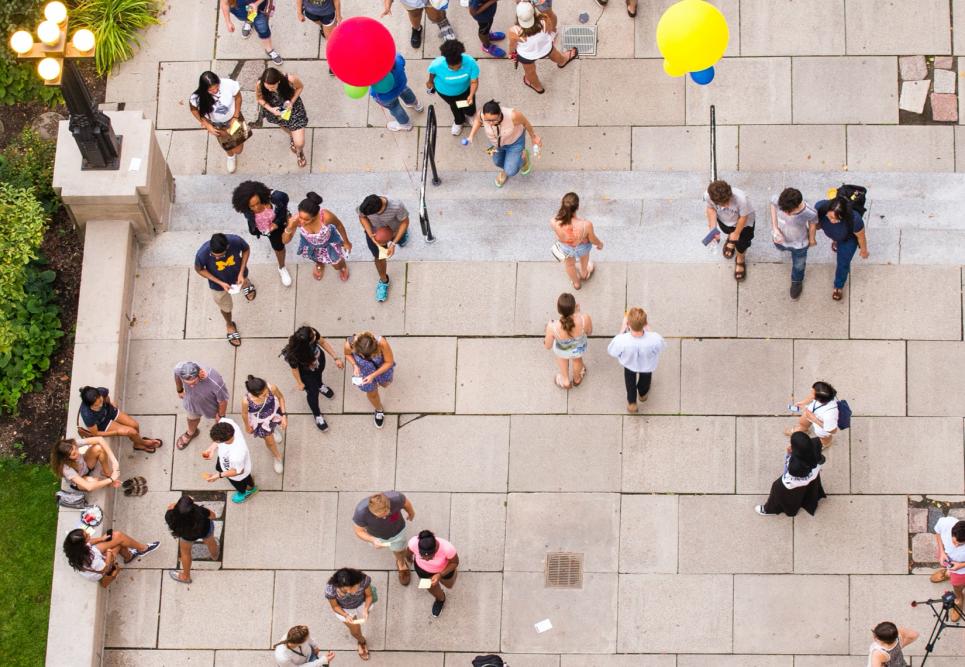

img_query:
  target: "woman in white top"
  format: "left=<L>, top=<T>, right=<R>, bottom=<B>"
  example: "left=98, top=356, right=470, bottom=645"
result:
left=466, top=100, right=542, bottom=187
left=272, top=625, right=334, bottom=665
left=189, top=71, right=249, bottom=173
left=788, top=380, right=839, bottom=447
left=63, top=528, right=160, bottom=588
left=50, top=437, right=120, bottom=492
left=508, top=2, right=577, bottom=94
left=544, top=293, right=591, bottom=389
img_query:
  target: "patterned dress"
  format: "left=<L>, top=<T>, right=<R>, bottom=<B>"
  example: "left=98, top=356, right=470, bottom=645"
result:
left=297, top=222, right=347, bottom=265
left=246, top=390, right=282, bottom=437
left=260, top=86, right=309, bottom=131
left=350, top=335, right=395, bottom=392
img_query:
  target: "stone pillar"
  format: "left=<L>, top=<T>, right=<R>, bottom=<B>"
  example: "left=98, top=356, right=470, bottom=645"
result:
left=52, top=110, right=173, bottom=243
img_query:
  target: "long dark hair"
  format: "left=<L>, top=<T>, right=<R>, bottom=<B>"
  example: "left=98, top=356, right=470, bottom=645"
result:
left=259, top=67, right=294, bottom=101
left=787, top=431, right=825, bottom=478
left=555, top=192, right=579, bottom=225
left=826, top=196, right=853, bottom=224
left=557, top=293, right=576, bottom=334
left=63, top=529, right=93, bottom=571
left=281, top=326, right=319, bottom=367
left=165, top=496, right=209, bottom=539
left=298, top=192, right=323, bottom=217
left=327, top=567, right=367, bottom=589
left=79, top=386, right=101, bottom=407
left=192, top=71, right=221, bottom=117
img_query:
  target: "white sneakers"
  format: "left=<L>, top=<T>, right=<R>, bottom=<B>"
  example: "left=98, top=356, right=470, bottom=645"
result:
left=451, top=122, right=463, bottom=136
left=387, top=120, right=413, bottom=132
left=273, top=459, right=283, bottom=474
left=278, top=266, right=292, bottom=287
left=226, top=155, right=237, bottom=173
left=401, top=98, right=425, bottom=112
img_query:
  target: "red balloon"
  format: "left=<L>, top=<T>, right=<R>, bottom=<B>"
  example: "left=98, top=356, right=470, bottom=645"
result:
left=326, top=17, right=396, bottom=87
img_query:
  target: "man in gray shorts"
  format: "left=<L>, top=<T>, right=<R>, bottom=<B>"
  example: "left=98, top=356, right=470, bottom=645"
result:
left=352, top=491, right=416, bottom=585
left=381, top=0, right=456, bottom=48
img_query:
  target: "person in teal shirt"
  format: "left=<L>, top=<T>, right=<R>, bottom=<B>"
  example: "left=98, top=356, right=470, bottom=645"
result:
left=426, top=40, right=480, bottom=136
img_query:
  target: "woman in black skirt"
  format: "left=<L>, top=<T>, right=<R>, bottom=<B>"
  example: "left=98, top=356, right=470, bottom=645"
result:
left=756, top=431, right=826, bottom=517
left=256, top=67, right=310, bottom=168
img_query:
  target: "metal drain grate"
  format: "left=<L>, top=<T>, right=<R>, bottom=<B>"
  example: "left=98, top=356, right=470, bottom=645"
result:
left=561, top=25, right=597, bottom=56
left=545, top=552, right=584, bottom=589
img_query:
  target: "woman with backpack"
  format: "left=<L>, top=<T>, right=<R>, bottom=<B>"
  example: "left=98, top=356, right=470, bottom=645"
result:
left=815, top=192, right=869, bottom=301
left=787, top=380, right=841, bottom=448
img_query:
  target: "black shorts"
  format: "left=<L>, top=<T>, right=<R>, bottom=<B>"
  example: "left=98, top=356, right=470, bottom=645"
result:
left=413, top=562, right=456, bottom=580
left=303, top=3, right=336, bottom=25
left=516, top=53, right=539, bottom=65
left=266, top=225, right=286, bottom=252
left=717, top=218, right=755, bottom=254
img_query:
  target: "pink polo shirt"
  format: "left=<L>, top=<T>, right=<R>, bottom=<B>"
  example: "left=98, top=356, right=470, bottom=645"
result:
left=408, top=536, right=457, bottom=573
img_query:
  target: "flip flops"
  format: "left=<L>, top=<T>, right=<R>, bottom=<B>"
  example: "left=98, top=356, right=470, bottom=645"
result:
left=169, top=570, right=193, bottom=585
left=123, top=477, right=148, bottom=496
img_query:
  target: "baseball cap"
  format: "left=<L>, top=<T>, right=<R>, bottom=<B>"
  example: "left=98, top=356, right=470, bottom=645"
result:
left=516, top=1, right=536, bottom=28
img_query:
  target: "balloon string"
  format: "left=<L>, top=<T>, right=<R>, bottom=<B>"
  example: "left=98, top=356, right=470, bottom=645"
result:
left=375, top=100, right=421, bottom=196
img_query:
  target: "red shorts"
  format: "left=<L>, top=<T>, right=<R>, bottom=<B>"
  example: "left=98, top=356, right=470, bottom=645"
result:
left=950, top=568, right=965, bottom=586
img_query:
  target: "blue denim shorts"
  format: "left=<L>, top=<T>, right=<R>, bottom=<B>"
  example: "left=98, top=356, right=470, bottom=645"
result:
left=559, top=242, right=592, bottom=258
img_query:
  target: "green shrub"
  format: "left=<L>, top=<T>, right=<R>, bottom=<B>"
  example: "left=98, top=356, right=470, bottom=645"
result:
left=0, top=128, right=59, bottom=214
left=70, top=0, right=161, bottom=76
left=0, top=0, right=63, bottom=106
left=0, top=183, right=48, bottom=352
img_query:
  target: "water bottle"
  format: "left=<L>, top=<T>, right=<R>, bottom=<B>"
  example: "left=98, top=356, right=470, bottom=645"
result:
left=460, top=0, right=470, bottom=6
left=460, top=138, right=470, bottom=146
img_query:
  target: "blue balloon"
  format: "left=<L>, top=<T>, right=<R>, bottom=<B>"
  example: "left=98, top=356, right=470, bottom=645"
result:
left=372, top=72, right=395, bottom=94
left=689, top=66, right=715, bottom=85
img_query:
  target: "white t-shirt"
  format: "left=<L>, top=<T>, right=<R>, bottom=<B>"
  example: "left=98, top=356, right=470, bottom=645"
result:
left=936, top=516, right=965, bottom=563
left=189, top=77, right=241, bottom=124
left=769, top=195, right=817, bottom=250
left=216, top=417, right=252, bottom=481
left=606, top=330, right=666, bottom=373
left=77, top=545, right=107, bottom=582
left=704, top=187, right=756, bottom=228
left=273, top=637, right=326, bottom=665
left=806, top=400, right=839, bottom=438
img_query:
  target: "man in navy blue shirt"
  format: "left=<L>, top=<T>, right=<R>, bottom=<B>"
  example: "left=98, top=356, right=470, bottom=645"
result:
left=194, top=233, right=255, bottom=346
left=815, top=195, right=869, bottom=301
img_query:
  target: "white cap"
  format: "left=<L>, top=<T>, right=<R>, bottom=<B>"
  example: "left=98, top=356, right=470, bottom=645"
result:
left=516, top=1, right=536, bottom=28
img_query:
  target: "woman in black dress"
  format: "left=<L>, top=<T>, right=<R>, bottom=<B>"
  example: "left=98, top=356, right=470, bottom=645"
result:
left=165, top=495, right=219, bottom=584
left=256, top=67, right=310, bottom=168
left=756, top=431, right=826, bottom=517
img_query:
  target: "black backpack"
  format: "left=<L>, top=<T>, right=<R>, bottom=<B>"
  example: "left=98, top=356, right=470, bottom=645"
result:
left=472, top=657, right=505, bottom=667
left=833, top=183, right=867, bottom=216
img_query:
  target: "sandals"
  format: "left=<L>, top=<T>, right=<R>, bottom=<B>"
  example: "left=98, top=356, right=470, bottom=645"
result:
left=555, top=374, right=570, bottom=389
left=339, top=266, right=350, bottom=282
left=169, top=570, right=193, bottom=585
left=313, top=264, right=324, bottom=281
left=358, top=640, right=370, bottom=661
left=242, top=283, right=257, bottom=301
left=495, top=172, right=507, bottom=188
left=226, top=324, right=242, bottom=348
left=520, top=149, right=532, bottom=176
left=573, top=366, right=587, bottom=387
left=626, top=1, right=637, bottom=17
left=296, top=151, right=307, bottom=168
left=122, top=476, right=146, bottom=490
left=398, top=567, right=411, bottom=586
left=176, top=430, right=200, bottom=450
left=580, top=261, right=595, bottom=282
left=722, top=240, right=736, bottom=259
left=734, top=258, right=746, bottom=282
left=522, top=77, right=545, bottom=94
left=132, top=443, right=157, bottom=453
left=123, top=479, right=148, bottom=497
left=557, top=48, right=579, bottom=69
left=832, top=288, right=843, bottom=301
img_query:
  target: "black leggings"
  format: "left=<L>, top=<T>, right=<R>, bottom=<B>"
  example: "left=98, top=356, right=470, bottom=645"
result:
left=298, top=358, right=326, bottom=417
left=216, top=458, right=255, bottom=494
left=437, top=88, right=476, bottom=125
left=624, top=368, right=652, bottom=404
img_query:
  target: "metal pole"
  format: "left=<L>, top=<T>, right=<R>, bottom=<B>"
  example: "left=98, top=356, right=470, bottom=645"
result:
left=419, top=104, right=438, bottom=243
left=61, top=60, right=122, bottom=170
left=709, top=104, right=717, bottom=182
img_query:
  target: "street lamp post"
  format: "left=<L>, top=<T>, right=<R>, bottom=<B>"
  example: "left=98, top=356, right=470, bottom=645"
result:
left=9, top=1, right=122, bottom=170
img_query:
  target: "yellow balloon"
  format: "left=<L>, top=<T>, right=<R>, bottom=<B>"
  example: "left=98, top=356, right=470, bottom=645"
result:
left=656, top=0, right=729, bottom=74
left=663, top=59, right=687, bottom=77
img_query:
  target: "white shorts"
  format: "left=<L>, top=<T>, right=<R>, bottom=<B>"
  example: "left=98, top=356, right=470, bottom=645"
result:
left=399, top=0, right=447, bottom=10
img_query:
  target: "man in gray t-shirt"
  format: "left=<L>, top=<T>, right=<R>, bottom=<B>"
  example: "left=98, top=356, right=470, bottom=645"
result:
left=769, top=187, right=818, bottom=299
left=704, top=180, right=755, bottom=281
left=358, top=194, right=411, bottom=303
left=352, top=491, right=416, bottom=585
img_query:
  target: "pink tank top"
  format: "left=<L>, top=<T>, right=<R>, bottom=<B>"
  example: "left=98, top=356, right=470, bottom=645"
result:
left=483, top=106, right=525, bottom=146
left=254, top=207, right=276, bottom=234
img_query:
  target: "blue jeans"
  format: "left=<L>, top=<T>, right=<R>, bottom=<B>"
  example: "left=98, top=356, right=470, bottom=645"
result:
left=834, top=237, right=859, bottom=289
left=379, top=87, right=417, bottom=125
left=774, top=243, right=808, bottom=282
left=492, top=131, right=527, bottom=177
left=230, top=1, right=271, bottom=38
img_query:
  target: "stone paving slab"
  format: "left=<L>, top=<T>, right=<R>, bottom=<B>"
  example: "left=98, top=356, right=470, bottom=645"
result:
left=679, top=495, right=793, bottom=573
left=476, top=59, right=580, bottom=127
left=739, top=0, right=844, bottom=56
left=184, top=263, right=296, bottom=339
left=396, top=415, right=509, bottom=492
left=618, top=574, right=733, bottom=653
left=214, top=10, right=320, bottom=60
left=456, top=338, right=567, bottom=414
left=223, top=491, right=337, bottom=569
left=738, top=125, right=848, bottom=172
left=321, top=653, right=445, bottom=667
left=579, top=60, right=685, bottom=126
left=623, top=416, right=735, bottom=493
left=845, top=0, right=950, bottom=55
left=450, top=655, right=560, bottom=667
left=508, top=415, right=622, bottom=492
left=383, top=572, right=502, bottom=651
left=171, top=413, right=285, bottom=492
left=157, top=61, right=211, bottom=130
left=735, top=417, right=850, bottom=495
left=164, top=130, right=209, bottom=175
left=847, top=126, right=956, bottom=173
left=678, top=657, right=790, bottom=667
left=283, top=415, right=396, bottom=492
left=686, top=57, right=792, bottom=125
left=737, top=264, right=849, bottom=338
left=618, top=494, right=678, bottom=574
left=565, top=338, right=681, bottom=415
left=733, top=574, right=849, bottom=654
left=113, top=491, right=181, bottom=570
left=282, top=60, right=368, bottom=128
left=121, top=415, right=178, bottom=490
left=104, top=651, right=214, bottom=667
left=793, top=340, right=906, bottom=416
left=342, top=337, right=457, bottom=414
left=792, top=659, right=864, bottom=667
left=504, top=493, right=620, bottom=573
left=562, top=655, right=673, bottom=667
left=908, top=341, right=965, bottom=416
left=333, top=491, right=452, bottom=570
left=681, top=339, right=792, bottom=414
left=272, top=570, right=389, bottom=651
left=158, top=570, right=274, bottom=648
left=211, top=651, right=274, bottom=667
left=125, top=338, right=236, bottom=414
left=513, top=262, right=629, bottom=336
left=312, top=128, right=420, bottom=173
left=627, top=262, right=737, bottom=337
left=850, top=265, right=962, bottom=340
left=448, top=493, right=507, bottom=572
left=500, top=572, right=618, bottom=654
left=793, top=495, right=908, bottom=574
left=129, top=266, right=190, bottom=340
left=206, top=128, right=315, bottom=176
left=792, top=57, right=898, bottom=124
left=404, top=262, right=516, bottom=335
left=850, top=417, right=965, bottom=494
left=632, top=126, right=739, bottom=172
left=106, top=569, right=162, bottom=648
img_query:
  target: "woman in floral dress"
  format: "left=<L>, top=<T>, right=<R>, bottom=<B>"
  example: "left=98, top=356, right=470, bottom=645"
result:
left=282, top=192, right=352, bottom=281
left=240, top=375, right=287, bottom=474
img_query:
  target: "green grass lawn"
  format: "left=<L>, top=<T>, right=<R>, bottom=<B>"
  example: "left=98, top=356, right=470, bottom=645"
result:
left=0, top=457, right=59, bottom=666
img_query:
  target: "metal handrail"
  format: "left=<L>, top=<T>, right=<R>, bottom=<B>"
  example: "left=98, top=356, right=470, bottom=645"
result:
left=709, top=104, right=718, bottom=182
left=419, top=104, right=440, bottom=243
